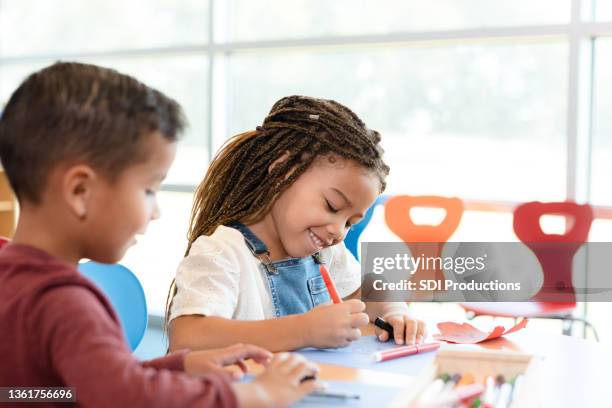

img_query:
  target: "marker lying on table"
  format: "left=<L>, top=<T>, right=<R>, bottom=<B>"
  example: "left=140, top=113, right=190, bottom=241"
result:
left=304, top=390, right=360, bottom=401
left=373, top=342, right=440, bottom=362
left=319, top=264, right=342, bottom=304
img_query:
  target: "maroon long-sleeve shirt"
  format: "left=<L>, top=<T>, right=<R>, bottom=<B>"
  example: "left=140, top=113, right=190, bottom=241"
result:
left=0, top=243, right=238, bottom=407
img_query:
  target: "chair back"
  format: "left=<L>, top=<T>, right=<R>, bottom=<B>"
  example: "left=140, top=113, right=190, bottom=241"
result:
left=513, top=201, right=593, bottom=302
left=384, top=195, right=464, bottom=298
left=79, top=261, right=148, bottom=351
left=344, top=195, right=389, bottom=260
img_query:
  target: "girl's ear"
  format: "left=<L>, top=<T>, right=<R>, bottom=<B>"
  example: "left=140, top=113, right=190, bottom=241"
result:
left=268, top=151, right=291, bottom=174
left=62, top=164, right=97, bottom=220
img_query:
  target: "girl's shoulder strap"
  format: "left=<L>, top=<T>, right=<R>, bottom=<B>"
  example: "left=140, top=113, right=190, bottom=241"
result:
left=225, top=221, right=269, bottom=256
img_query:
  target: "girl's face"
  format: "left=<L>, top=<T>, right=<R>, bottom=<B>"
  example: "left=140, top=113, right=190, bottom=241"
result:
left=257, top=156, right=380, bottom=260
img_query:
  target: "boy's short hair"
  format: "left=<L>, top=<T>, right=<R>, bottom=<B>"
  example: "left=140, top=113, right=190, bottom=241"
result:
left=0, top=61, right=186, bottom=204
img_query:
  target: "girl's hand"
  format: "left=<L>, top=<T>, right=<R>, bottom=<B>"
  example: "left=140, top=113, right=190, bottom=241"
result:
left=302, top=299, right=369, bottom=349
left=375, top=314, right=427, bottom=345
left=234, top=353, right=321, bottom=408
left=184, top=343, right=272, bottom=379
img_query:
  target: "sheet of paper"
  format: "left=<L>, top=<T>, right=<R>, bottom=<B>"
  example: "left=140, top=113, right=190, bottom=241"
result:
left=433, top=318, right=529, bottom=344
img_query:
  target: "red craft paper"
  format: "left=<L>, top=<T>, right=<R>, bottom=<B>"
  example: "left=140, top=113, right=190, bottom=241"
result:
left=433, top=318, right=528, bottom=344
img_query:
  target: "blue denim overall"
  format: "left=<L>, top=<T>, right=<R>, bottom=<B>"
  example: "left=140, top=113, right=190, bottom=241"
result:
left=227, top=221, right=331, bottom=317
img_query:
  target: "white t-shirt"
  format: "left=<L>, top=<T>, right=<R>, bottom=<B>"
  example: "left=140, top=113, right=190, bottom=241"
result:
left=169, top=225, right=362, bottom=321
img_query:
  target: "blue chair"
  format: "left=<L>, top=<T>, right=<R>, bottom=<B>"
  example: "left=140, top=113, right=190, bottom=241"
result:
left=78, top=261, right=148, bottom=351
left=344, top=195, right=389, bottom=260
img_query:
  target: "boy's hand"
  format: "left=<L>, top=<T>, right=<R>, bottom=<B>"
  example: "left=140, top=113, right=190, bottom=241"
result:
left=302, top=299, right=369, bottom=349
left=234, top=353, right=322, bottom=408
left=375, top=313, right=427, bottom=345
left=184, top=343, right=272, bottom=379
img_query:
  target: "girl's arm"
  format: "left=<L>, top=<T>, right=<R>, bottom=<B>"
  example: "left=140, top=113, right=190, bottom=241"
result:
left=169, top=299, right=369, bottom=353
left=169, top=314, right=308, bottom=353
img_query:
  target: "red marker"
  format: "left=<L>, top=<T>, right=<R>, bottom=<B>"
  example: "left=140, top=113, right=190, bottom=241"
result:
left=372, top=342, right=440, bottom=362
left=319, top=264, right=342, bottom=304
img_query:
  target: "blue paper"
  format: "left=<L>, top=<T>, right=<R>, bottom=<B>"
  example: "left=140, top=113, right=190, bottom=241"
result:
left=297, top=336, right=437, bottom=376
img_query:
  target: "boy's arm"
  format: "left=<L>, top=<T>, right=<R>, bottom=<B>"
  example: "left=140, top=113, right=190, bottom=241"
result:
left=33, top=286, right=238, bottom=408
left=142, top=349, right=190, bottom=370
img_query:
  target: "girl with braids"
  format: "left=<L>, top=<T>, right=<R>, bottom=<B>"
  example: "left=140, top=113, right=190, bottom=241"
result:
left=167, top=95, right=426, bottom=352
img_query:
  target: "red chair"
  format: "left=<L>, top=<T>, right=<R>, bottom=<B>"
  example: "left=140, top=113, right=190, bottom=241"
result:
left=461, top=201, right=596, bottom=338
left=385, top=195, right=464, bottom=299
left=0, top=236, right=9, bottom=249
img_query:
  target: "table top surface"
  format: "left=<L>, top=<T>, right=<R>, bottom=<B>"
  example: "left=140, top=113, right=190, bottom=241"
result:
left=248, top=324, right=611, bottom=407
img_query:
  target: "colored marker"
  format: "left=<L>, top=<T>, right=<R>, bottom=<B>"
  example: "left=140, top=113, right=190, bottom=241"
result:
left=457, top=373, right=476, bottom=386
left=482, top=376, right=497, bottom=408
left=446, top=373, right=461, bottom=390
left=372, top=342, right=440, bottom=362
left=374, top=316, right=395, bottom=339
left=494, top=382, right=512, bottom=408
left=319, top=264, right=342, bottom=304
left=508, top=375, right=524, bottom=407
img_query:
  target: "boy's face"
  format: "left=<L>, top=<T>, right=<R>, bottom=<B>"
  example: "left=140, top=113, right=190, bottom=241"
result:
left=268, top=156, right=380, bottom=259
left=84, top=133, right=176, bottom=263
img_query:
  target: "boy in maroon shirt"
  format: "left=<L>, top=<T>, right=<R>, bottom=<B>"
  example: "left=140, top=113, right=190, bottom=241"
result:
left=0, top=62, right=320, bottom=407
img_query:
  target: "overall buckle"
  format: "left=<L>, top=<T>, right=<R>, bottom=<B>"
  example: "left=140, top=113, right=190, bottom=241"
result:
left=258, top=252, right=278, bottom=274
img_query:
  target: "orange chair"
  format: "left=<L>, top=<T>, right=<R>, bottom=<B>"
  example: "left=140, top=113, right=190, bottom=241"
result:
left=385, top=195, right=464, bottom=299
left=461, top=201, right=597, bottom=338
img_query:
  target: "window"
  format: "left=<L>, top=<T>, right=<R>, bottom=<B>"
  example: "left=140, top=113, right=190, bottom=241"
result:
left=590, top=37, right=612, bottom=206
left=77, top=55, right=211, bottom=185
left=0, top=0, right=209, bottom=56
left=222, top=0, right=570, bottom=41
left=121, top=192, right=193, bottom=316
left=227, top=42, right=568, bottom=202
left=1, top=0, right=611, bottom=343
left=596, top=0, right=612, bottom=22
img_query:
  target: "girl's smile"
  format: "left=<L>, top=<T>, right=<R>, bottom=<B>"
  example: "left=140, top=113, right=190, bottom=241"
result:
left=308, top=228, right=328, bottom=251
